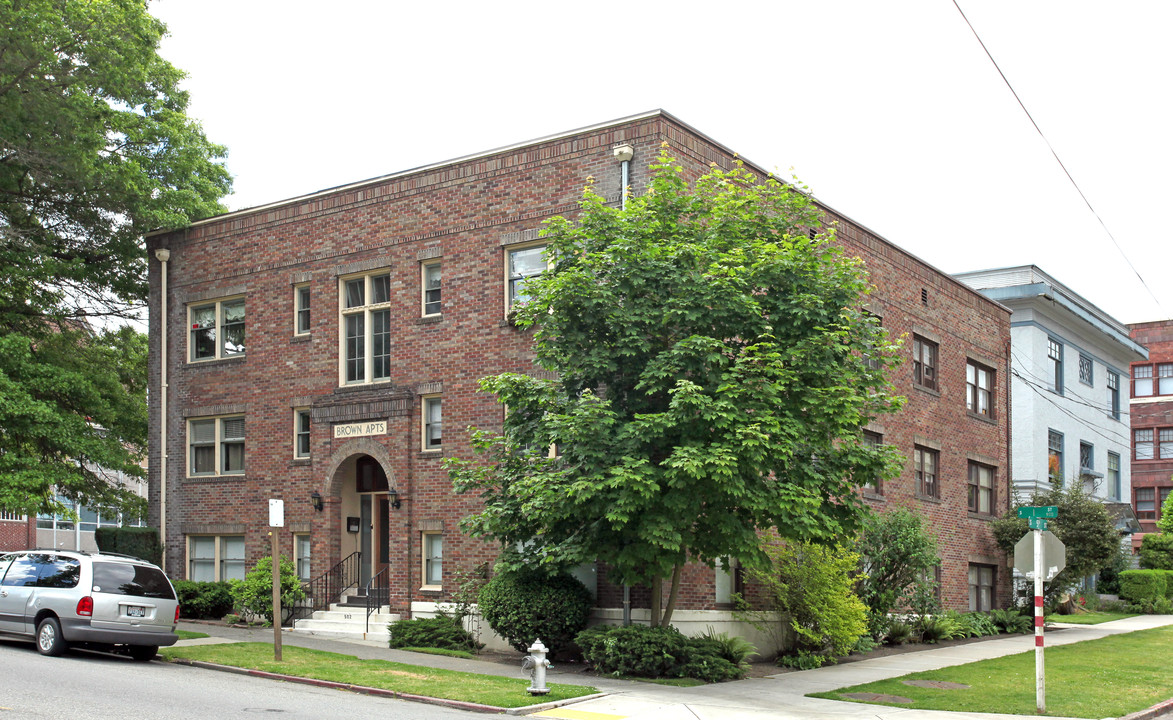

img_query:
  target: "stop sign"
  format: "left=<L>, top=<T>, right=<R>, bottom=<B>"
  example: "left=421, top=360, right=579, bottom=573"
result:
left=1014, top=530, right=1066, bottom=581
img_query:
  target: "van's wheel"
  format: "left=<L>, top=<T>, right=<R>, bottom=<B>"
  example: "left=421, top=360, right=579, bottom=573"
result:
left=128, top=645, right=158, bottom=662
left=36, top=617, right=67, bottom=657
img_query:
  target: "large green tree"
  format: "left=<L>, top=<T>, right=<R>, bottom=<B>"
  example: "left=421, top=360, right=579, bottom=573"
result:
left=450, top=150, right=904, bottom=626
left=0, top=0, right=231, bottom=514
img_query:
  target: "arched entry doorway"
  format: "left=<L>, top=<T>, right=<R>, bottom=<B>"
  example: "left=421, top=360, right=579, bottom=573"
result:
left=324, top=440, right=397, bottom=589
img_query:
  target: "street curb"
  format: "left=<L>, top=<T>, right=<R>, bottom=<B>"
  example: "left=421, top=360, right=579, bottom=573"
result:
left=505, top=692, right=612, bottom=716
left=1118, top=697, right=1173, bottom=720
left=166, top=658, right=506, bottom=714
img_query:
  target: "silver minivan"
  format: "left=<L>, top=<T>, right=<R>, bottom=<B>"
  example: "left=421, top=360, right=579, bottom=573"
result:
left=0, top=550, right=179, bottom=660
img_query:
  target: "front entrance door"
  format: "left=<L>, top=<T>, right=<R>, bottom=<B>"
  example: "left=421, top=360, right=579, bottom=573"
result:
left=359, top=495, right=372, bottom=586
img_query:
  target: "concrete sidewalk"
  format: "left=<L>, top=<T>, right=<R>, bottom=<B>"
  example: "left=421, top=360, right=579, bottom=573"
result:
left=174, top=615, right=1173, bottom=719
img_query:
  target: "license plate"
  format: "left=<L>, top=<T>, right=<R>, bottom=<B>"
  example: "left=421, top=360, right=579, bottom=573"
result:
left=127, top=606, right=146, bottom=618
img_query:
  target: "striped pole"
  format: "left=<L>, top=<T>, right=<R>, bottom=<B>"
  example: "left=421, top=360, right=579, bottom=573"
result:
left=1034, top=527, right=1045, bottom=714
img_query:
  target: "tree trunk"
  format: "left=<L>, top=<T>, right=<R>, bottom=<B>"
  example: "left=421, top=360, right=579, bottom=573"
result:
left=661, top=564, right=683, bottom=627
left=650, top=576, right=662, bottom=627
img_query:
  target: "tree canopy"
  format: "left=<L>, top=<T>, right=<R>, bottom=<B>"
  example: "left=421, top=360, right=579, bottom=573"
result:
left=0, top=0, right=231, bottom=514
left=450, top=149, right=904, bottom=625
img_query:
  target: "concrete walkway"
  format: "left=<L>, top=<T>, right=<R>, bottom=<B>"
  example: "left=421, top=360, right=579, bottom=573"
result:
left=174, top=615, right=1173, bottom=719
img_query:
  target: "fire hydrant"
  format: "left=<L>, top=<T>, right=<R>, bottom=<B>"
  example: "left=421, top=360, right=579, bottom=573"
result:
left=522, top=638, right=552, bottom=695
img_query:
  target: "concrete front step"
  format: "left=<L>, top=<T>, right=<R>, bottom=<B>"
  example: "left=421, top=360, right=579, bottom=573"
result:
left=292, top=608, right=401, bottom=641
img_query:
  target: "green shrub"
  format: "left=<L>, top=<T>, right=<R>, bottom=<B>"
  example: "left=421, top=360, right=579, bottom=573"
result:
left=776, top=650, right=832, bottom=669
left=95, top=526, right=163, bottom=566
left=989, top=608, right=1031, bottom=634
left=172, top=580, right=235, bottom=619
left=230, top=555, right=306, bottom=626
left=388, top=615, right=482, bottom=653
left=853, top=509, right=941, bottom=638
left=697, top=627, right=757, bottom=667
left=1119, top=569, right=1168, bottom=604
left=885, top=620, right=915, bottom=645
left=957, top=611, right=998, bottom=637
left=575, top=625, right=745, bottom=681
left=918, top=615, right=963, bottom=643
left=1139, top=534, right=1173, bottom=570
left=478, top=568, right=592, bottom=653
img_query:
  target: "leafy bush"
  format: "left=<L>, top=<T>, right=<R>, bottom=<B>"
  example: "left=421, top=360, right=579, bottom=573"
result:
left=1139, top=534, right=1173, bottom=570
left=957, top=611, right=998, bottom=637
left=776, top=650, right=831, bottom=670
left=697, top=627, right=757, bottom=667
left=172, top=580, right=235, bottom=619
left=747, top=536, right=867, bottom=664
left=478, top=568, right=593, bottom=653
left=918, top=615, right=963, bottom=643
left=575, top=625, right=745, bottom=682
left=230, top=555, right=306, bottom=626
left=95, top=526, right=163, bottom=567
left=885, top=620, right=915, bottom=645
left=853, top=510, right=941, bottom=638
left=989, top=608, right=1031, bottom=634
left=1119, top=569, right=1168, bottom=604
left=851, top=634, right=879, bottom=654
left=388, top=615, right=482, bottom=653
left=677, top=639, right=744, bottom=682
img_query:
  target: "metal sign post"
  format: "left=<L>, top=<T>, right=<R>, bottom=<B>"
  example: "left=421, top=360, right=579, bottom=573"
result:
left=1015, top=505, right=1060, bottom=715
left=269, top=499, right=285, bottom=662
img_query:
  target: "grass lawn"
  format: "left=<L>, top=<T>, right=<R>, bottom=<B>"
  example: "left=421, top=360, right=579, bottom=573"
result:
left=160, top=642, right=597, bottom=708
left=810, top=625, right=1173, bottom=718
left=1049, top=612, right=1138, bottom=625
left=175, top=630, right=210, bottom=640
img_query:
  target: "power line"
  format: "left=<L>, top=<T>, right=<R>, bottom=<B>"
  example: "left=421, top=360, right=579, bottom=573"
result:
left=951, top=0, right=1167, bottom=317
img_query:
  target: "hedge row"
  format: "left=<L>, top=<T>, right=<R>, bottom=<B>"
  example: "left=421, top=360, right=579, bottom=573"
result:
left=1118, top=569, right=1173, bottom=603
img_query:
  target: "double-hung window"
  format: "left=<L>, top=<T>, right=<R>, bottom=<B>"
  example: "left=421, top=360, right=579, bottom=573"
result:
left=1134, top=364, right=1154, bottom=397
left=1136, top=429, right=1155, bottom=460
left=422, top=396, right=442, bottom=451
left=189, top=416, right=245, bottom=477
left=422, top=262, right=441, bottom=316
left=341, top=272, right=392, bottom=385
left=1161, top=364, right=1173, bottom=396
left=968, top=564, right=995, bottom=612
left=1108, top=372, right=1120, bottom=419
left=966, top=361, right=993, bottom=418
left=912, top=336, right=938, bottom=391
left=294, top=409, right=311, bottom=459
left=422, top=533, right=443, bottom=589
left=506, top=244, right=547, bottom=313
left=189, top=297, right=245, bottom=361
left=860, top=430, right=883, bottom=495
left=967, top=462, right=994, bottom=514
left=1048, top=429, right=1064, bottom=482
left=1162, top=428, right=1173, bottom=460
left=1137, top=487, right=1156, bottom=519
left=1047, top=338, right=1063, bottom=394
left=188, top=535, right=245, bottom=581
left=294, top=284, right=310, bottom=335
left=915, top=445, right=939, bottom=498
left=1107, top=452, right=1121, bottom=500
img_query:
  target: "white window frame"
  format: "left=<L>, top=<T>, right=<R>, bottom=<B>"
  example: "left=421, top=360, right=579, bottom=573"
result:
left=188, top=296, right=246, bottom=362
left=422, top=532, right=443, bottom=590
left=338, top=271, right=394, bottom=386
left=294, top=533, right=312, bottom=581
left=505, top=242, right=547, bottom=316
left=294, top=283, right=311, bottom=336
left=294, top=408, right=311, bottom=459
left=421, top=260, right=441, bottom=317
left=187, top=535, right=246, bottom=581
left=187, top=415, right=245, bottom=477
left=422, top=395, right=442, bottom=451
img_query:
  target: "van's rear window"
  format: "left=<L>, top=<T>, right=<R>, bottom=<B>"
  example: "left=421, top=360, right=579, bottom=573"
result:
left=92, top=562, right=175, bottom=599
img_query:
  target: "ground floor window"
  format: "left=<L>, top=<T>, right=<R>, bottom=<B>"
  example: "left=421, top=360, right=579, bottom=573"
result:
left=295, top=534, right=311, bottom=581
left=968, top=563, right=995, bottom=611
left=715, top=558, right=743, bottom=606
left=422, top=533, right=443, bottom=589
left=188, top=535, right=246, bottom=581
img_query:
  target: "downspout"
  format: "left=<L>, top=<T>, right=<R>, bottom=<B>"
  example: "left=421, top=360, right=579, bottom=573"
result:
left=155, top=248, right=171, bottom=574
left=613, top=144, right=634, bottom=626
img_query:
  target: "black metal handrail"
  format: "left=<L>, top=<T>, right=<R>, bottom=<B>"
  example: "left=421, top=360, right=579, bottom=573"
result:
left=365, top=566, right=390, bottom=633
left=289, top=551, right=362, bottom=622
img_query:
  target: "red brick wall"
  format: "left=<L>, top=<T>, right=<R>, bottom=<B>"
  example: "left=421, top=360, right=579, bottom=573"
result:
left=148, top=112, right=1010, bottom=614
left=1129, top=320, right=1173, bottom=534
left=0, top=515, right=35, bottom=551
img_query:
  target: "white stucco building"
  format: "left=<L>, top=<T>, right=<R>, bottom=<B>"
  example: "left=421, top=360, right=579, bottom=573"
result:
left=956, top=266, right=1147, bottom=505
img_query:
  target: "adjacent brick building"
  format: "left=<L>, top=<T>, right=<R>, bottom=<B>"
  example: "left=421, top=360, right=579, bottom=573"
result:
left=1128, top=320, right=1173, bottom=537
left=0, top=511, right=35, bottom=552
left=146, top=111, right=1011, bottom=627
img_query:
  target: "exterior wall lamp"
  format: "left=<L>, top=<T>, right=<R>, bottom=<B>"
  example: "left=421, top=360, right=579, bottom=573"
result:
left=310, top=491, right=323, bottom=512
left=388, top=488, right=402, bottom=510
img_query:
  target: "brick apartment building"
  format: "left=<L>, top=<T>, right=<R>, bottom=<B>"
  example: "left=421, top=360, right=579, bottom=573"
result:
left=146, top=111, right=1011, bottom=627
left=1128, top=320, right=1173, bottom=537
left=0, top=511, right=35, bottom=552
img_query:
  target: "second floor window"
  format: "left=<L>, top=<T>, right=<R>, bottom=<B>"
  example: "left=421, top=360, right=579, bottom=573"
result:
left=341, top=272, right=391, bottom=385
left=189, top=298, right=245, bottom=361
left=1048, top=429, right=1063, bottom=482
left=294, top=409, right=311, bottom=459
left=1107, top=452, right=1121, bottom=500
left=1136, top=429, right=1154, bottom=460
left=422, top=396, right=442, bottom=450
left=295, top=285, right=310, bottom=335
left=189, top=416, right=245, bottom=477
left=915, top=445, right=939, bottom=498
left=1079, top=442, right=1094, bottom=472
left=913, top=336, right=938, bottom=391
left=968, top=462, right=994, bottom=514
left=966, top=361, right=993, bottom=417
left=422, top=262, right=441, bottom=316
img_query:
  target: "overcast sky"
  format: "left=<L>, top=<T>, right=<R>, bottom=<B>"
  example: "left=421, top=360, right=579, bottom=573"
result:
left=152, top=0, right=1173, bottom=326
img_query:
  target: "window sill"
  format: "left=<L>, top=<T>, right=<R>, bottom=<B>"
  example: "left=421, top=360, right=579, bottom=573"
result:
left=862, top=491, right=885, bottom=502
left=915, top=493, right=942, bottom=504
left=290, top=333, right=311, bottom=343
left=913, top=384, right=940, bottom=398
left=418, top=450, right=444, bottom=459
left=292, top=457, right=311, bottom=466
left=335, top=380, right=394, bottom=393
left=416, top=315, right=443, bottom=325
left=967, top=511, right=996, bottom=521
left=966, top=410, right=997, bottom=425
left=185, top=356, right=246, bottom=368
left=183, top=474, right=246, bottom=483
left=418, top=586, right=443, bottom=594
